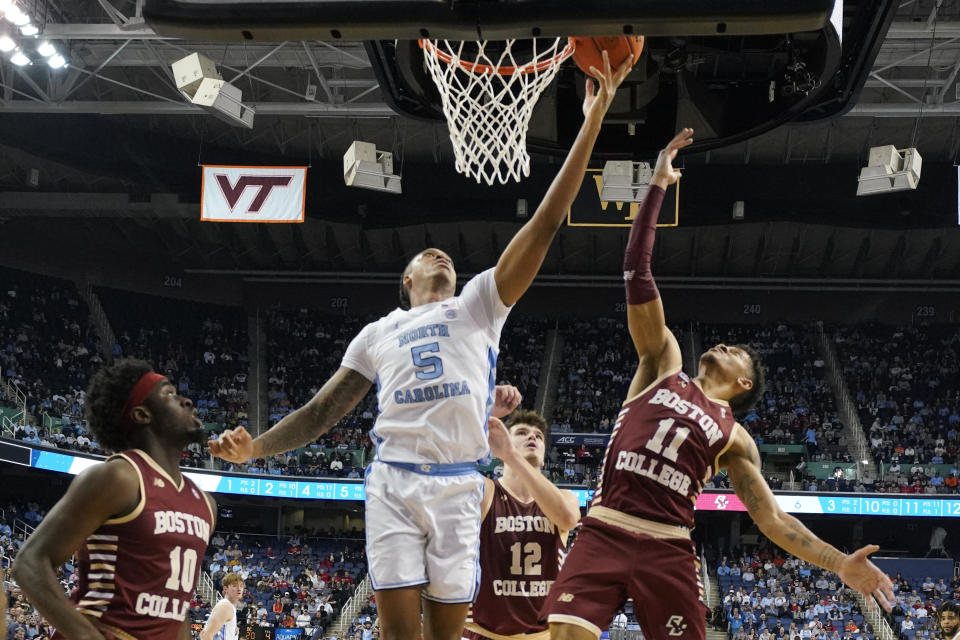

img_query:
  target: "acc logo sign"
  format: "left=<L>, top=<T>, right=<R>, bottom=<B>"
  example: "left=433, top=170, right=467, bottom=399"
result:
left=555, top=436, right=576, bottom=445
left=201, top=165, right=307, bottom=223
left=666, top=615, right=687, bottom=636
left=714, top=495, right=729, bottom=510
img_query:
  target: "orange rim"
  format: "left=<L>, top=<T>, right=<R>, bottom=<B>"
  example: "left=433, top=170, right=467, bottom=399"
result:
left=418, top=38, right=576, bottom=76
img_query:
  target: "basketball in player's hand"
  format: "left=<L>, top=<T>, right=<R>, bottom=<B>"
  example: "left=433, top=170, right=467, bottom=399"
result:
left=570, top=36, right=644, bottom=78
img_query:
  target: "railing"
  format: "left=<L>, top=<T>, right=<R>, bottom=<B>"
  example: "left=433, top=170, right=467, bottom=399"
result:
left=856, top=592, right=897, bottom=640
left=537, top=324, right=563, bottom=421
left=332, top=574, right=373, bottom=635
left=609, top=629, right=645, bottom=640
left=197, top=570, right=222, bottom=608
left=701, top=552, right=712, bottom=608
left=812, top=323, right=872, bottom=479
left=13, top=518, right=35, bottom=541
left=0, top=369, right=29, bottom=432
left=74, top=279, right=117, bottom=364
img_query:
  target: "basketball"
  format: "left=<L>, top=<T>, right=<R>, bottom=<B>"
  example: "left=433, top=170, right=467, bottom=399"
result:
left=570, top=36, right=644, bottom=77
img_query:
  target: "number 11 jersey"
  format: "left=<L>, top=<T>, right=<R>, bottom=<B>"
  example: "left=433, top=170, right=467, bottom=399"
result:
left=592, top=370, right=738, bottom=529
left=342, top=268, right=511, bottom=465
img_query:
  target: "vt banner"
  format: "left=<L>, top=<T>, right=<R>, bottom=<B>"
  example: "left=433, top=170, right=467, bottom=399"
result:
left=201, top=165, right=307, bottom=223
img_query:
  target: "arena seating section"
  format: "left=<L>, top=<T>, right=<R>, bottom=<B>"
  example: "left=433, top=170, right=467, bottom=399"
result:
left=715, top=550, right=956, bottom=640
left=834, top=324, right=960, bottom=495
left=5, top=266, right=960, bottom=493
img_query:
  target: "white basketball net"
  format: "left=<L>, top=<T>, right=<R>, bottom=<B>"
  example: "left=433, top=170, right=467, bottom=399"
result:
left=421, top=38, right=575, bottom=185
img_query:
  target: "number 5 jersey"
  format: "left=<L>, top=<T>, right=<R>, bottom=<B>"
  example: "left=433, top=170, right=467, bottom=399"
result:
left=64, top=449, right=214, bottom=640
left=342, top=268, right=511, bottom=465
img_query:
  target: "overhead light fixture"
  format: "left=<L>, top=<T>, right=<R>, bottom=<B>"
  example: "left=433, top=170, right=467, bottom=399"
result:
left=47, top=53, right=66, bottom=69
left=19, top=22, right=36, bottom=36
left=600, top=161, right=652, bottom=202
left=172, top=52, right=254, bottom=129
left=7, top=8, right=29, bottom=26
left=343, top=140, right=402, bottom=194
left=0, top=35, right=14, bottom=52
left=856, top=145, right=922, bottom=196
left=36, top=41, right=54, bottom=56
left=10, top=49, right=29, bottom=65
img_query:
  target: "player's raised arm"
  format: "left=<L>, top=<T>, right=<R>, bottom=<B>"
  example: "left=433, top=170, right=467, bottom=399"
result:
left=12, top=460, right=141, bottom=640
left=493, top=51, right=634, bottom=307
left=719, top=426, right=895, bottom=611
left=621, top=128, right=693, bottom=394
left=488, top=417, right=581, bottom=532
left=210, top=366, right=372, bottom=463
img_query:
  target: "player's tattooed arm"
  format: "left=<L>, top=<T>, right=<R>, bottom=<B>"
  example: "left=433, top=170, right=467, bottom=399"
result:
left=253, top=366, right=372, bottom=459
left=722, top=428, right=894, bottom=612
left=721, top=426, right=844, bottom=573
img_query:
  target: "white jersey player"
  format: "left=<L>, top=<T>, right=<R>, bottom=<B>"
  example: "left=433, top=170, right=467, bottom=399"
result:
left=210, top=51, right=636, bottom=640
left=201, top=574, right=244, bottom=640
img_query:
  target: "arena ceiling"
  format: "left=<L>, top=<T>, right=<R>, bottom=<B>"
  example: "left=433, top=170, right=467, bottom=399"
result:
left=2, top=0, right=960, bottom=282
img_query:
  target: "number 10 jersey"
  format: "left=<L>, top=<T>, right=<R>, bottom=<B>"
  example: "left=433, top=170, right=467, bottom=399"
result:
left=62, top=449, right=214, bottom=640
left=592, top=370, right=737, bottom=529
left=342, top=268, right=511, bottom=465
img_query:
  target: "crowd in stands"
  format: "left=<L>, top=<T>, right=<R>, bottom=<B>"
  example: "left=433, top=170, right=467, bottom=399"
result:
left=706, top=323, right=850, bottom=463
left=201, top=529, right=368, bottom=637
left=714, top=547, right=869, bottom=640
left=8, top=264, right=960, bottom=496
left=552, top=317, right=657, bottom=435
left=836, top=324, right=960, bottom=494
left=98, top=287, right=250, bottom=452
left=713, top=542, right=960, bottom=640
left=0, top=267, right=102, bottom=425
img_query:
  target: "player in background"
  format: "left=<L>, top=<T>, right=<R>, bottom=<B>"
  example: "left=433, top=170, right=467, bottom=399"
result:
left=210, top=51, right=635, bottom=640
left=201, top=574, right=245, bottom=640
left=465, top=410, right=580, bottom=640
left=13, top=359, right=216, bottom=640
left=939, top=602, right=960, bottom=640
left=543, top=128, right=895, bottom=640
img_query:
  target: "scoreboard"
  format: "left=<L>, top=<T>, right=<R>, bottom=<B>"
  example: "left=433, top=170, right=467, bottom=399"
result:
left=6, top=440, right=960, bottom=517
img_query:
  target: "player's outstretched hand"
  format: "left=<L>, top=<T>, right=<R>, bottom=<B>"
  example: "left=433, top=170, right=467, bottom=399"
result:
left=487, top=417, right=516, bottom=462
left=836, top=544, right=895, bottom=612
left=208, top=427, right=256, bottom=463
left=583, top=50, right=635, bottom=120
left=491, top=385, right=522, bottom=418
left=652, top=127, right=695, bottom=188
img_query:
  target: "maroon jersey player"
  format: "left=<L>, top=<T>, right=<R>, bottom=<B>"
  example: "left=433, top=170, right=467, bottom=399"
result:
left=543, top=129, right=895, bottom=640
left=13, top=358, right=216, bottom=640
left=466, top=410, right=580, bottom=640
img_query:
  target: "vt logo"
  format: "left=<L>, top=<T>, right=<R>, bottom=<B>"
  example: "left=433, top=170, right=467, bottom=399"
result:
left=215, top=174, right=293, bottom=213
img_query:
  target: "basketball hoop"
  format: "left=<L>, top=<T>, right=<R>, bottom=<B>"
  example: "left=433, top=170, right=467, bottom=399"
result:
left=419, top=37, right=575, bottom=185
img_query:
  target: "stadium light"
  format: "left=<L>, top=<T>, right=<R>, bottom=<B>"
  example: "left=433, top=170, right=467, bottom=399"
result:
left=600, top=161, right=652, bottom=202
left=172, top=52, right=254, bottom=129
left=857, top=145, right=922, bottom=196
left=343, top=141, right=402, bottom=194
left=47, top=54, right=66, bottom=69
left=36, top=41, right=54, bottom=57
left=10, top=49, right=29, bottom=65
left=19, top=23, right=36, bottom=36
left=0, top=35, right=14, bottom=52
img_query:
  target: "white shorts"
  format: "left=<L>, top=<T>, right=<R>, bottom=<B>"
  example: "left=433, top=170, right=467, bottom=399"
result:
left=364, top=461, right=485, bottom=603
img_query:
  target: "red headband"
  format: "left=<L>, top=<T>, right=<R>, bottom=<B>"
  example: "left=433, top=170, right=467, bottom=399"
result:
left=119, top=372, right=168, bottom=429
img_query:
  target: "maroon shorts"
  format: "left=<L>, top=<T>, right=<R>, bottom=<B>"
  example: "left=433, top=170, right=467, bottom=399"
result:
left=541, top=517, right=706, bottom=640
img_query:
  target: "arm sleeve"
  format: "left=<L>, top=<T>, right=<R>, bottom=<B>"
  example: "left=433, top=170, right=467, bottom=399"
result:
left=622, top=185, right=666, bottom=304
left=458, top=268, right=512, bottom=336
left=340, top=323, right=377, bottom=382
